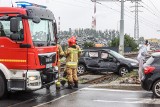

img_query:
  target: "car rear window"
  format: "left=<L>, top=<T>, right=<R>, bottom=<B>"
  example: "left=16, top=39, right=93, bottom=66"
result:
left=145, top=56, right=154, bottom=65
left=151, top=57, right=160, bottom=66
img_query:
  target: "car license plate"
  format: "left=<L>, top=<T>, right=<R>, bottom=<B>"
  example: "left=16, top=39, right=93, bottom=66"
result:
left=46, top=63, right=52, bottom=68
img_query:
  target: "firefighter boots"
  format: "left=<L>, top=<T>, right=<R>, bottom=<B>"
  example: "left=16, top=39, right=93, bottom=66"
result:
left=74, top=81, right=78, bottom=88
left=67, top=82, right=73, bottom=89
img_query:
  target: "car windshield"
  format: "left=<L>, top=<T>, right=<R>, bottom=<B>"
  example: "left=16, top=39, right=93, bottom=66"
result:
left=28, top=19, right=55, bottom=46
left=110, top=50, right=124, bottom=58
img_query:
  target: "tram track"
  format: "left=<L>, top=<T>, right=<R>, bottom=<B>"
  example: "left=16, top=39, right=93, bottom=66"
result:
left=81, top=73, right=119, bottom=84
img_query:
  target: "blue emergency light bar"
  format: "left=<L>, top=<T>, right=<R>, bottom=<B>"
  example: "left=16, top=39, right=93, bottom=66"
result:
left=15, top=1, right=47, bottom=8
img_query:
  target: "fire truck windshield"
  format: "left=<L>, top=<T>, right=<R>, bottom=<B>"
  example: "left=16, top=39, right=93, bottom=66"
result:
left=28, top=19, right=55, bottom=46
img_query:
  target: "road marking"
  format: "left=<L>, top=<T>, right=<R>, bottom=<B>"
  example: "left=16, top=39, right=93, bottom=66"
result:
left=31, top=87, right=154, bottom=107
left=94, top=99, right=160, bottom=104
left=94, top=100, right=142, bottom=104
left=33, top=88, right=84, bottom=107
left=83, top=87, right=150, bottom=93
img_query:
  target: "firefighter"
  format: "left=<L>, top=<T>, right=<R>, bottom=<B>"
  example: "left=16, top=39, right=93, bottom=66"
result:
left=56, top=44, right=65, bottom=90
left=57, top=44, right=65, bottom=69
left=65, top=36, right=81, bottom=89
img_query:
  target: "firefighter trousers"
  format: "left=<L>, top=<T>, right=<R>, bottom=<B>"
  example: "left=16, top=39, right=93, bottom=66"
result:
left=66, top=67, right=78, bottom=83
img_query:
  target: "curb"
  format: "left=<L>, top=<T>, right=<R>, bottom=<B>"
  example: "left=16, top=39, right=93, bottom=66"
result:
left=89, top=84, right=143, bottom=90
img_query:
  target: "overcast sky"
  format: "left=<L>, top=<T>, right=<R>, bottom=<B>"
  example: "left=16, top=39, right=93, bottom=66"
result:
left=1, top=0, right=160, bottom=39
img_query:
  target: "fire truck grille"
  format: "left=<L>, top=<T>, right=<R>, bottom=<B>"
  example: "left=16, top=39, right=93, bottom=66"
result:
left=38, top=52, right=56, bottom=65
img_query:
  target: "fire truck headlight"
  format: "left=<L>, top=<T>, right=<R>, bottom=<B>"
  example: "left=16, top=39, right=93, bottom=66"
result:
left=29, top=76, right=38, bottom=81
left=54, top=66, right=58, bottom=71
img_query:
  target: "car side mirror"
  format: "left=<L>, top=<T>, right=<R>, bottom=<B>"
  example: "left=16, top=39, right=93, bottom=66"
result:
left=113, top=58, right=117, bottom=62
left=109, top=57, right=117, bottom=62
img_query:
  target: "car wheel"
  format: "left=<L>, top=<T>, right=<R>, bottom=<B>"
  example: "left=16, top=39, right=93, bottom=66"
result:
left=78, top=64, right=86, bottom=74
left=118, top=66, right=129, bottom=76
left=0, top=74, right=7, bottom=99
left=152, top=79, right=160, bottom=98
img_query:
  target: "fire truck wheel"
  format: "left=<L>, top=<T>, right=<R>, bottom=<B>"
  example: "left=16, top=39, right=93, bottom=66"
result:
left=0, top=73, right=7, bottom=99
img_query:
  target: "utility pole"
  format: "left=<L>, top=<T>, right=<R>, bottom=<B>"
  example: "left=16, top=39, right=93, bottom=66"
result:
left=119, top=0, right=124, bottom=55
left=92, top=0, right=124, bottom=55
left=134, top=1, right=139, bottom=40
left=92, top=0, right=96, bottom=30
left=58, top=17, right=61, bottom=34
left=131, top=0, right=142, bottom=42
left=92, top=0, right=143, bottom=55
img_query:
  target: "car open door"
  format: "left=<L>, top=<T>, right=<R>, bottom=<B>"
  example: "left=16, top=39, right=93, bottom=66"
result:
left=99, top=52, right=118, bottom=72
left=85, top=51, right=100, bottom=68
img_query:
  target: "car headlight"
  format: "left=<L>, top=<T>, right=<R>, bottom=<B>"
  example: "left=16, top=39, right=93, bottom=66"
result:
left=130, top=63, right=137, bottom=66
left=29, top=76, right=39, bottom=81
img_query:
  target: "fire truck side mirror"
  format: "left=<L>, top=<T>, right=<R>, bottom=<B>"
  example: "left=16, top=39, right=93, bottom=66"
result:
left=10, top=33, right=20, bottom=41
left=53, top=22, right=57, bottom=38
left=32, top=16, right=41, bottom=23
left=10, top=17, right=20, bottom=33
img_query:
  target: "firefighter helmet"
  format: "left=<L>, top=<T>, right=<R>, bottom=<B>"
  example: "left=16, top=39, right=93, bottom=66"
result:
left=68, top=36, right=76, bottom=47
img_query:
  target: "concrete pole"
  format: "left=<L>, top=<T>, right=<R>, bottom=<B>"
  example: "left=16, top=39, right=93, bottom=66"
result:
left=119, top=0, right=124, bottom=55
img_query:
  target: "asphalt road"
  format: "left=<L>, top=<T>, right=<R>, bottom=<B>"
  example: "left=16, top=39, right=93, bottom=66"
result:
left=34, top=88, right=160, bottom=107
left=1, top=85, right=160, bottom=107
left=0, top=85, right=88, bottom=107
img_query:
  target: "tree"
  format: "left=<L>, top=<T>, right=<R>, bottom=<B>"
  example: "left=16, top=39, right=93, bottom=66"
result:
left=83, top=42, right=95, bottom=48
left=109, top=34, right=138, bottom=51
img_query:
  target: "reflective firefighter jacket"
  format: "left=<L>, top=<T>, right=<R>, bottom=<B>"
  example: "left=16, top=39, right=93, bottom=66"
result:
left=65, top=45, right=81, bottom=68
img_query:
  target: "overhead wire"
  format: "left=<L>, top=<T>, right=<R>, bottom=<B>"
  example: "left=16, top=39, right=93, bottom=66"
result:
left=74, top=0, right=93, bottom=5
left=95, top=1, right=158, bottom=33
left=148, top=0, right=160, bottom=16
left=141, top=1, right=160, bottom=19
left=114, top=1, right=159, bottom=31
left=91, top=0, right=158, bottom=32
left=47, top=0, right=158, bottom=34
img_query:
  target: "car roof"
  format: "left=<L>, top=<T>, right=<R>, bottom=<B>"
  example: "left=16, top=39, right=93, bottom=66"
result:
left=83, top=48, right=111, bottom=52
left=152, top=52, right=160, bottom=57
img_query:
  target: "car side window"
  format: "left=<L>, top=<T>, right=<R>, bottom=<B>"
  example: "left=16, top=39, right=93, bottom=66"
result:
left=88, top=51, right=98, bottom=58
left=83, top=51, right=89, bottom=57
left=107, top=54, right=116, bottom=62
left=101, top=52, right=108, bottom=59
left=108, top=54, right=114, bottom=59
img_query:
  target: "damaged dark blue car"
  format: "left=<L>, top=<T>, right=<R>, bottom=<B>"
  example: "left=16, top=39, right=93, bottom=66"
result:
left=78, top=49, right=138, bottom=76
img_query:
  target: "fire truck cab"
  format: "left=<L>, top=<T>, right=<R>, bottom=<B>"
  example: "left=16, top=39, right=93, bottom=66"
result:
left=0, top=2, right=59, bottom=98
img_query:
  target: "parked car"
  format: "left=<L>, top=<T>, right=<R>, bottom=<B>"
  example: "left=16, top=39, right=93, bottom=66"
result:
left=141, top=52, right=160, bottom=98
left=78, top=49, right=138, bottom=76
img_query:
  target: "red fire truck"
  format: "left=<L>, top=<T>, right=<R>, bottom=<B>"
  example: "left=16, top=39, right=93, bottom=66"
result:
left=0, top=2, right=59, bottom=98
